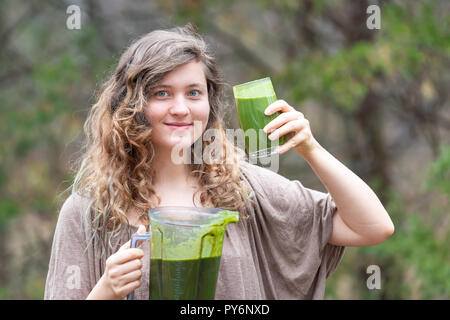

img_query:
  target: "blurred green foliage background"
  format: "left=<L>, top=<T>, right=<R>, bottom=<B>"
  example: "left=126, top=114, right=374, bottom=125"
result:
left=0, top=0, right=449, bottom=299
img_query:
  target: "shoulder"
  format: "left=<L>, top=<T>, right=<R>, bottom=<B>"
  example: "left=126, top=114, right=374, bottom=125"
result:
left=238, top=160, right=332, bottom=214
left=56, top=192, right=93, bottom=231
left=238, top=160, right=299, bottom=206
left=239, top=160, right=292, bottom=188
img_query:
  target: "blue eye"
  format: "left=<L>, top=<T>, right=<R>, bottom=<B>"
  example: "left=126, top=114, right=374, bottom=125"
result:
left=189, top=90, right=200, bottom=97
left=155, top=91, right=168, bottom=97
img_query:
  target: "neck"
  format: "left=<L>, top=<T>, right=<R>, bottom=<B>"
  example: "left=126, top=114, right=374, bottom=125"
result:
left=151, top=146, right=192, bottom=187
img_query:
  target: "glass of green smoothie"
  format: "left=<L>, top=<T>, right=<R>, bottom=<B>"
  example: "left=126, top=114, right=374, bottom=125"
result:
left=233, top=77, right=286, bottom=159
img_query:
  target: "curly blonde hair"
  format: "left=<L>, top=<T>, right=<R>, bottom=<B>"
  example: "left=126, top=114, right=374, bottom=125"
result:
left=71, top=23, right=254, bottom=255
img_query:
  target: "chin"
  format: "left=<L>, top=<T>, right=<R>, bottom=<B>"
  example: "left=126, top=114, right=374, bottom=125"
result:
left=166, top=137, right=195, bottom=150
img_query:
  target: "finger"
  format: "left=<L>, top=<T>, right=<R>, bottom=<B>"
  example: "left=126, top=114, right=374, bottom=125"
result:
left=119, top=279, right=142, bottom=298
left=119, top=269, right=143, bottom=287
left=118, top=240, right=131, bottom=252
left=277, top=138, right=296, bottom=155
left=264, top=100, right=295, bottom=116
left=278, top=131, right=308, bottom=154
left=137, top=224, right=147, bottom=234
left=277, top=142, right=292, bottom=155
left=268, top=119, right=307, bottom=141
left=263, top=111, right=302, bottom=134
left=108, top=248, right=144, bottom=266
left=118, top=257, right=143, bottom=276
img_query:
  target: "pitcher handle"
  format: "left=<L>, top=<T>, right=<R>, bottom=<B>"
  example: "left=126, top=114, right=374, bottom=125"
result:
left=126, top=231, right=151, bottom=300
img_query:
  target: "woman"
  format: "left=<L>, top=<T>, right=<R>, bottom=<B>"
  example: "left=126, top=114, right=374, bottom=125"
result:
left=44, top=23, right=394, bottom=300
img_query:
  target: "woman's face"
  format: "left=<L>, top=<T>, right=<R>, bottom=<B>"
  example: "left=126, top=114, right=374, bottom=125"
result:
left=145, top=60, right=210, bottom=153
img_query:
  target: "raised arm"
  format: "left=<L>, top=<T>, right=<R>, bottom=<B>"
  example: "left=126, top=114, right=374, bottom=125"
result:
left=299, top=143, right=394, bottom=246
left=264, top=100, right=394, bottom=246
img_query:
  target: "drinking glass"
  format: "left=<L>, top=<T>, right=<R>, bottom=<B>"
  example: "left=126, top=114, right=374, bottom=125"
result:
left=233, top=77, right=286, bottom=159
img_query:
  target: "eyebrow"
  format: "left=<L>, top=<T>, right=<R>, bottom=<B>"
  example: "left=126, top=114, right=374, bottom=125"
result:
left=154, top=83, right=206, bottom=89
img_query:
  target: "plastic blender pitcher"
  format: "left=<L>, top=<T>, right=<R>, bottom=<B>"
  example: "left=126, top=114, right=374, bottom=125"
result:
left=127, top=206, right=239, bottom=300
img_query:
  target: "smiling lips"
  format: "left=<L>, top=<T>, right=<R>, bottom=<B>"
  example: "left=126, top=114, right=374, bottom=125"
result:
left=164, top=122, right=193, bottom=130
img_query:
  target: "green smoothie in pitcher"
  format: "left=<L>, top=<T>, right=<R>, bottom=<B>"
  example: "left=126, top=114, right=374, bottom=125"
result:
left=150, top=256, right=221, bottom=300
left=233, top=77, right=286, bottom=158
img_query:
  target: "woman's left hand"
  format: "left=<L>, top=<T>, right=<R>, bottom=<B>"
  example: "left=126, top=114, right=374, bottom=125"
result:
left=263, top=99, right=319, bottom=156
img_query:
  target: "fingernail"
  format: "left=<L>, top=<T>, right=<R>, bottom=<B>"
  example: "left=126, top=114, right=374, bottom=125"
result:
left=263, top=126, right=268, bottom=133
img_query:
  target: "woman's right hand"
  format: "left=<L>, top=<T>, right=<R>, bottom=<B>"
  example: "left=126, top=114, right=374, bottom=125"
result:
left=87, top=225, right=146, bottom=300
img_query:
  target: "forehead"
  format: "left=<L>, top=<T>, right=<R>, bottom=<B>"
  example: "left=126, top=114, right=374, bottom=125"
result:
left=158, top=60, right=207, bottom=86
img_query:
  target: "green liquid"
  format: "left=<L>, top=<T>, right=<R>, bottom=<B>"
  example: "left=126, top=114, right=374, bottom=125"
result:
left=235, top=95, right=286, bottom=154
left=150, top=256, right=222, bottom=300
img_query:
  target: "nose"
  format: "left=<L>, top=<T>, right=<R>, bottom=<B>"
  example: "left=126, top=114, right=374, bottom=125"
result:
left=169, top=94, right=189, bottom=116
